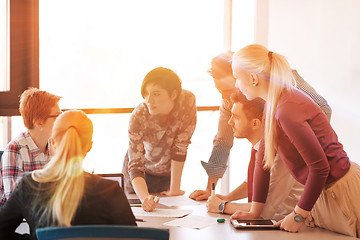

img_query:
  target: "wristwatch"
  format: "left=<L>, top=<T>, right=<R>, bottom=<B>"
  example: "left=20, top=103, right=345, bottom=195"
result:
left=292, top=211, right=306, bottom=222
left=219, top=201, right=228, bottom=214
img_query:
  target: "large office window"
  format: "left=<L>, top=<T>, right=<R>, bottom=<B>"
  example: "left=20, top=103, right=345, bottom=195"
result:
left=0, top=0, right=39, bottom=117
left=0, top=0, right=10, bottom=149
left=39, top=0, right=224, bottom=108
left=0, top=0, right=9, bottom=92
left=7, top=0, right=256, bottom=193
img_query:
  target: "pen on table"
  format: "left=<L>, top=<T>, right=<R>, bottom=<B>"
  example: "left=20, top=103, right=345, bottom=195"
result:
left=135, top=218, right=145, bottom=222
left=211, top=182, right=215, bottom=196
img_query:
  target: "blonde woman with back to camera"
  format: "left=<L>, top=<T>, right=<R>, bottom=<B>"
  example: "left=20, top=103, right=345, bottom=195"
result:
left=0, top=110, right=136, bottom=240
left=230, top=44, right=360, bottom=237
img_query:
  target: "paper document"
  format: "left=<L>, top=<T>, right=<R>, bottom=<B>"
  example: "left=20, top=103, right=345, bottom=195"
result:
left=163, top=215, right=217, bottom=229
left=131, top=207, right=192, bottom=218
left=159, top=195, right=202, bottom=207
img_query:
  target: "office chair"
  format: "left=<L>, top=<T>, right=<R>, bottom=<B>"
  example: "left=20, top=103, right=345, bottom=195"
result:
left=36, top=225, right=169, bottom=240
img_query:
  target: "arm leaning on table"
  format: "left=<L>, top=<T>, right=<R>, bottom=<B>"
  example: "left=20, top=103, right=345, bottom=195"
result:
left=126, top=109, right=157, bottom=210
left=162, top=92, right=197, bottom=196
left=190, top=99, right=234, bottom=201
left=231, top=140, right=269, bottom=220
left=206, top=174, right=250, bottom=214
left=207, top=183, right=251, bottom=215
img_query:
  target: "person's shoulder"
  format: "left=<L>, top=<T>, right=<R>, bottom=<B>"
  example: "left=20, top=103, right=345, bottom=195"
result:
left=4, top=140, right=21, bottom=153
left=15, top=172, right=34, bottom=190
left=132, top=102, right=149, bottom=117
left=84, top=173, right=120, bottom=189
left=276, top=89, right=315, bottom=123
left=129, top=102, right=149, bottom=124
left=178, top=89, right=196, bottom=107
left=181, top=89, right=195, bottom=99
left=278, top=88, right=311, bottom=106
left=84, top=173, right=125, bottom=200
left=4, top=132, right=28, bottom=150
left=276, top=89, right=301, bottom=118
left=21, top=172, right=32, bottom=179
left=3, top=138, right=24, bottom=156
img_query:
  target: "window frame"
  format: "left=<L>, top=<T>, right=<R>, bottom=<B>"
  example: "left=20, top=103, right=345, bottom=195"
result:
left=0, top=0, right=240, bottom=195
left=0, top=0, right=39, bottom=116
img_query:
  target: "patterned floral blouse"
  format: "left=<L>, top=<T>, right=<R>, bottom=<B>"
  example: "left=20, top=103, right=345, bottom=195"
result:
left=126, top=90, right=197, bottom=180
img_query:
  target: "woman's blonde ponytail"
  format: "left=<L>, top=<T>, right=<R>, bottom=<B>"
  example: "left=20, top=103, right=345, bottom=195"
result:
left=32, top=110, right=92, bottom=226
left=263, top=51, right=293, bottom=168
left=233, top=44, right=293, bottom=169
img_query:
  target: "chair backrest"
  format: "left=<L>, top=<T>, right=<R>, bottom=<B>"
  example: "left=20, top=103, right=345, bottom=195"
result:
left=36, top=225, right=169, bottom=240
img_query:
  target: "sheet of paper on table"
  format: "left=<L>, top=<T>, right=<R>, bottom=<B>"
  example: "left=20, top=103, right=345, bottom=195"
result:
left=163, top=215, right=218, bottom=229
left=158, top=195, right=203, bottom=207
left=131, top=207, right=192, bottom=218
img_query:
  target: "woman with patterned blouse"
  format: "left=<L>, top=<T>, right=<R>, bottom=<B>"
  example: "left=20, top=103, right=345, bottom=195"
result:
left=123, top=67, right=197, bottom=211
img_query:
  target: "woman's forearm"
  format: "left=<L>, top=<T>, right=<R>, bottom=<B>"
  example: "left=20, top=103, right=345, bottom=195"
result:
left=132, top=177, right=149, bottom=202
left=250, top=201, right=265, bottom=218
left=224, top=202, right=251, bottom=215
left=170, top=160, right=185, bottom=192
left=226, top=181, right=248, bottom=201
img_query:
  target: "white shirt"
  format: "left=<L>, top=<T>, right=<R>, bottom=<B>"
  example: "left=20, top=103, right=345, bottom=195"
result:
left=259, top=148, right=304, bottom=220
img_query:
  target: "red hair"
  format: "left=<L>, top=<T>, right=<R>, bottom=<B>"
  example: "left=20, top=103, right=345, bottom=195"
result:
left=19, top=88, right=61, bottom=129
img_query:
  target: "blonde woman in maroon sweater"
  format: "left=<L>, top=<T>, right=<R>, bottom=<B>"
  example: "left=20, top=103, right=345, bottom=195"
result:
left=231, top=44, right=360, bottom=237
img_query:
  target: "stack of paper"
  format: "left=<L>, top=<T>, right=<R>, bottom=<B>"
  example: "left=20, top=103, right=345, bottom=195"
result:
left=163, top=215, right=218, bottom=229
left=159, top=195, right=202, bottom=207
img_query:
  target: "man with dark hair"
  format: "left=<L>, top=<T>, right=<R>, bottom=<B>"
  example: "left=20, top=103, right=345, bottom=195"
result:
left=206, top=91, right=303, bottom=220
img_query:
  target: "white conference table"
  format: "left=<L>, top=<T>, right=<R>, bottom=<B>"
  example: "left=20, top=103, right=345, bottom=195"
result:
left=131, top=196, right=355, bottom=240
left=15, top=196, right=355, bottom=240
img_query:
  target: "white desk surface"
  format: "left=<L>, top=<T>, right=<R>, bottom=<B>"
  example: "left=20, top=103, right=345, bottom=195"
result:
left=131, top=197, right=354, bottom=240
left=15, top=196, right=355, bottom=240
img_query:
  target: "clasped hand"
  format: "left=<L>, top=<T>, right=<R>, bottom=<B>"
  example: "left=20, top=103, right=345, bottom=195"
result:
left=142, top=189, right=184, bottom=212
left=206, top=194, right=227, bottom=213
left=274, top=212, right=303, bottom=232
left=142, top=195, right=159, bottom=212
left=189, top=189, right=211, bottom=201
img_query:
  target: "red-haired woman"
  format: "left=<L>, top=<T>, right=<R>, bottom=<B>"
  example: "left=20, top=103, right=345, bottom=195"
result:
left=1, top=88, right=61, bottom=206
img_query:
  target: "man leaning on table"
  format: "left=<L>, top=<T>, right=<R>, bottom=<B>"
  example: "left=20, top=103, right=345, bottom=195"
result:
left=205, top=91, right=304, bottom=220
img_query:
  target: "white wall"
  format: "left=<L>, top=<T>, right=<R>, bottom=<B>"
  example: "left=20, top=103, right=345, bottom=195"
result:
left=254, top=0, right=360, bottom=164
